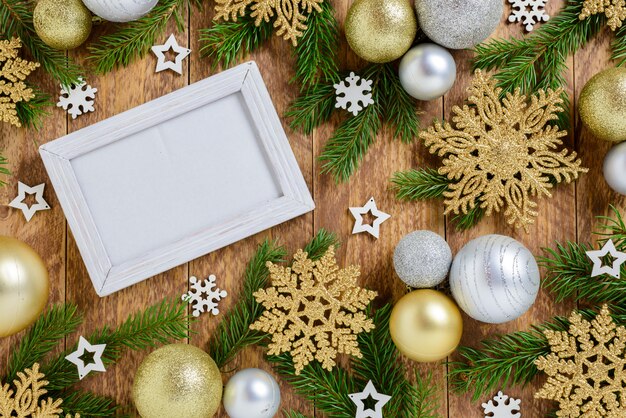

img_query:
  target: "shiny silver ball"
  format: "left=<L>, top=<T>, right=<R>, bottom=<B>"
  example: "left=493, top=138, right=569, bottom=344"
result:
left=449, top=234, right=540, bottom=324
left=399, top=43, right=456, bottom=101
left=604, top=141, right=626, bottom=195
left=223, top=368, right=281, bottom=418
left=393, top=230, right=452, bottom=288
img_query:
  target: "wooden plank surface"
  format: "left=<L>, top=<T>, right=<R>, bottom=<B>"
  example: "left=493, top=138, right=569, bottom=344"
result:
left=1, top=0, right=625, bottom=416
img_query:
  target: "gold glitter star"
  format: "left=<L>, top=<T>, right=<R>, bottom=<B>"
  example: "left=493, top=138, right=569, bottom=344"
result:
left=250, top=246, right=377, bottom=374
left=535, top=305, right=626, bottom=417
left=580, top=0, right=626, bottom=31
left=420, top=70, right=587, bottom=231
left=0, top=37, right=39, bottom=127
left=214, top=0, right=323, bottom=46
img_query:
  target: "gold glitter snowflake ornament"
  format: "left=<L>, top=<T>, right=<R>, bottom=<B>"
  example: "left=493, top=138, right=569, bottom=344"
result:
left=534, top=305, right=626, bottom=417
left=214, top=0, right=323, bottom=45
left=580, top=0, right=626, bottom=31
left=421, top=70, right=587, bottom=231
left=0, top=37, right=39, bottom=127
left=250, top=246, right=377, bottom=374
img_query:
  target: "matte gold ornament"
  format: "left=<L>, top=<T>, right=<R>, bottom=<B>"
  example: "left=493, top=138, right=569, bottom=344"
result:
left=389, top=289, right=463, bottom=362
left=33, top=0, right=92, bottom=50
left=580, top=0, right=626, bottom=31
left=250, top=246, right=378, bottom=374
left=421, top=70, right=587, bottom=231
left=535, top=305, right=626, bottom=417
left=579, top=67, right=626, bottom=142
left=0, top=363, right=79, bottom=418
left=0, top=38, right=39, bottom=127
left=0, top=236, right=49, bottom=337
left=345, top=0, right=417, bottom=63
left=132, top=344, right=222, bottom=418
left=214, top=0, right=323, bottom=46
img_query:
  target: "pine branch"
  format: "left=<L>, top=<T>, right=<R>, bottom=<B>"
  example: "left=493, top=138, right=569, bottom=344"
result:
left=0, top=154, right=9, bottom=186
left=286, top=82, right=336, bottom=134
left=595, top=204, right=626, bottom=248
left=88, top=0, right=199, bottom=74
left=391, top=168, right=450, bottom=201
left=611, top=25, right=626, bottom=66
left=410, top=370, right=443, bottom=418
left=302, top=228, right=340, bottom=260
left=5, top=303, right=82, bottom=382
left=378, top=64, right=421, bottom=143
left=451, top=204, right=485, bottom=231
left=15, top=85, right=51, bottom=129
left=284, top=411, right=311, bottom=418
left=56, top=390, right=119, bottom=417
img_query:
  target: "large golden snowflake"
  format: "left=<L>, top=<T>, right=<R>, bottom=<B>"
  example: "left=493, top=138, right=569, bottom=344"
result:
left=250, top=246, right=377, bottom=374
left=0, top=37, right=39, bottom=127
left=0, top=363, right=79, bottom=418
left=535, top=305, right=626, bottom=417
left=580, top=0, right=626, bottom=31
left=214, top=0, right=323, bottom=46
left=421, top=70, right=587, bottom=231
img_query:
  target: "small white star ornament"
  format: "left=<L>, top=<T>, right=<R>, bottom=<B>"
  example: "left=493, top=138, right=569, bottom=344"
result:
left=151, top=34, right=191, bottom=75
left=349, top=197, right=391, bottom=239
left=65, top=336, right=107, bottom=380
left=8, top=181, right=50, bottom=221
left=349, top=380, right=391, bottom=418
left=586, top=239, right=626, bottom=279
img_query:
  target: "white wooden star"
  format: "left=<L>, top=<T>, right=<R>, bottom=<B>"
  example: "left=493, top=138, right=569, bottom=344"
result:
left=8, top=181, right=50, bottom=221
left=349, top=197, right=391, bottom=239
left=65, top=336, right=107, bottom=380
left=586, top=239, right=626, bottom=279
left=349, top=380, right=391, bottom=418
left=151, top=34, right=191, bottom=75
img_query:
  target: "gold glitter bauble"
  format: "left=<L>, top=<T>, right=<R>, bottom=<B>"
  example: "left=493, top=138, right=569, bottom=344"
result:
left=389, top=289, right=462, bottom=362
left=0, top=236, right=49, bottom=338
left=579, top=67, right=626, bottom=142
left=345, top=0, right=417, bottom=63
left=132, top=344, right=222, bottom=418
left=33, top=0, right=92, bottom=50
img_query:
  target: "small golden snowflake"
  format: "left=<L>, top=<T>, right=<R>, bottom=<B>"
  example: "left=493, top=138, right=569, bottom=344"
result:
left=250, top=246, right=377, bottom=374
left=580, top=0, right=626, bottom=31
left=535, top=305, right=626, bottom=417
left=214, top=0, right=323, bottom=46
left=421, top=70, right=587, bottom=231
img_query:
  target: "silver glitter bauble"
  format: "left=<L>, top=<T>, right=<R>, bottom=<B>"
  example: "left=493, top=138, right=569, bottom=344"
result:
left=223, top=368, right=281, bottom=418
left=393, top=230, right=452, bottom=288
left=399, top=43, right=456, bottom=101
left=414, top=0, right=503, bottom=49
left=449, top=234, right=540, bottom=324
left=604, top=141, right=626, bottom=195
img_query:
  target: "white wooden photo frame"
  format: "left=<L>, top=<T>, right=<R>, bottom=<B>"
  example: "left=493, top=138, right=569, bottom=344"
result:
left=40, top=62, right=314, bottom=297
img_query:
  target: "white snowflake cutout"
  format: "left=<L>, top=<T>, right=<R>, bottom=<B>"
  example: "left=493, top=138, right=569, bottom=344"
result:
left=334, top=72, right=374, bottom=116
left=181, top=275, right=227, bottom=317
left=508, top=0, right=550, bottom=32
left=483, top=391, right=521, bottom=418
left=57, top=78, right=97, bottom=119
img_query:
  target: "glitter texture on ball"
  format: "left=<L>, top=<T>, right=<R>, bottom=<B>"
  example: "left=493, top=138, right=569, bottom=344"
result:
left=393, top=230, right=452, bottom=288
left=33, top=0, right=92, bottom=50
left=579, top=67, right=626, bottom=142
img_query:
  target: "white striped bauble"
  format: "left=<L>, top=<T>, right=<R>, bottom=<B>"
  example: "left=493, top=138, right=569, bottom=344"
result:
left=449, top=234, right=540, bottom=324
left=82, top=0, right=158, bottom=22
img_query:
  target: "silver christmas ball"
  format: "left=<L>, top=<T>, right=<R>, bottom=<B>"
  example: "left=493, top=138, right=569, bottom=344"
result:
left=604, top=141, right=626, bottom=195
left=393, top=230, right=452, bottom=288
left=449, top=234, right=540, bottom=324
left=399, top=43, right=456, bottom=101
left=414, top=0, right=503, bottom=49
left=81, top=0, right=158, bottom=22
left=223, top=368, right=281, bottom=418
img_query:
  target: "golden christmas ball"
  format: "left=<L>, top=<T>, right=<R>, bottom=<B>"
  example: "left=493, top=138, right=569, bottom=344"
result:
left=132, top=344, right=222, bottom=418
left=0, top=236, right=49, bottom=338
left=579, top=67, right=626, bottom=142
left=33, top=0, right=92, bottom=50
left=389, top=289, right=463, bottom=362
left=345, top=0, right=417, bottom=63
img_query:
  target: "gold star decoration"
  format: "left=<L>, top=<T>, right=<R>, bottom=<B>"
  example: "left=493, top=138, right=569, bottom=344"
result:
left=580, top=0, right=626, bottom=31
left=250, top=246, right=377, bottom=374
left=0, top=37, right=39, bottom=127
left=420, top=70, right=587, bottom=231
left=214, top=0, right=323, bottom=46
left=0, top=363, right=79, bottom=418
left=534, top=305, right=626, bottom=417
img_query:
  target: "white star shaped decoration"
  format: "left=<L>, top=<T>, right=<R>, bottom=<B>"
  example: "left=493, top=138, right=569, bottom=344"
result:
left=151, top=34, right=191, bottom=75
left=586, top=239, right=626, bottom=279
left=8, top=181, right=50, bottom=221
left=65, top=336, right=107, bottom=380
left=349, top=380, right=391, bottom=418
left=349, top=197, right=391, bottom=239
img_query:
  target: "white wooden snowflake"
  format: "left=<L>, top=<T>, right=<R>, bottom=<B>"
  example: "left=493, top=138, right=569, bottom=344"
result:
left=483, top=391, right=521, bottom=418
left=508, top=0, right=550, bottom=31
left=57, top=78, right=97, bottom=119
left=334, top=72, right=374, bottom=116
left=181, top=275, right=227, bottom=317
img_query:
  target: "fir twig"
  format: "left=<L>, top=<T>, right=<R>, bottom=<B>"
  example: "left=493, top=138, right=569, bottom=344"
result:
left=302, top=228, right=340, bottom=260
left=15, top=85, right=51, bottom=129
left=391, top=168, right=450, bottom=201
left=595, top=204, right=626, bottom=248
left=57, top=390, right=119, bottom=417
left=451, top=204, right=485, bottom=231
left=286, top=82, right=336, bottom=134
left=379, top=64, right=421, bottom=143
left=611, top=25, right=626, bottom=66
left=284, top=411, right=311, bottom=418
left=0, top=154, right=9, bottom=186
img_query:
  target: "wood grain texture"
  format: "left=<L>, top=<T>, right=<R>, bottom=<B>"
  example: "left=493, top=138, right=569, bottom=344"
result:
left=1, top=0, right=624, bottom=416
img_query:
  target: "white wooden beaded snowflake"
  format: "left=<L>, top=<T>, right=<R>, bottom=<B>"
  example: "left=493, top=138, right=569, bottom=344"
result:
left=483, top=391, right=521, bottom=418
left=334, top=72, right=374, bottom=116
left=57, top=78, right=97, bottom=119
left=508, top=0, right=550, bottom=31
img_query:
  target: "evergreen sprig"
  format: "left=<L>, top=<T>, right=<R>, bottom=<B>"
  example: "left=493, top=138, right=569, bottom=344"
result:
left=0, top=154, right=9, bottom=186
left=15, top=85, right=51, bottom=129
left=59, top=391, right=118, bottom=417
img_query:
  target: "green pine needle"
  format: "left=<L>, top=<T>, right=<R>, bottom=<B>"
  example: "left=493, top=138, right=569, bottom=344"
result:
left=0, top=154, right=9, bottom=186
left=302, top=228, right=340, bottom=260
left=56, top=390, right=119, bottom=417
left=451, top=204, right=485, bottom=231
left=379, top=64, right=421, bottom=143
left=391, top=168, right=450, bottom=201
left=15, top=86, right=51, bottom=130
left=612, top=25, right=626, bottom=66
left=285, top=82, right=336, bottom=134
left=283, top=411, right=311, bottom=418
